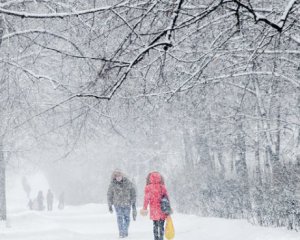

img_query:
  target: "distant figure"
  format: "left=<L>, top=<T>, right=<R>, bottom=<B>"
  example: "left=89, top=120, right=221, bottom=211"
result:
left=58, top=192, right=65, bottom=210
left=22, top=177, right=31, bottom=198
left=27, top=199, right=33, bottom=210
left=107, top=169, right=137, bottom=238
left=37, top=191, right=45, bottom=211
left=47, top=189, right=54, bottom=211
left=141, top=172, right=172, bottom=240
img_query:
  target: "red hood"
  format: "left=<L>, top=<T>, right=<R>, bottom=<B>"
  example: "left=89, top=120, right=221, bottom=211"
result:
left=149, top=172, right=162, bottom=184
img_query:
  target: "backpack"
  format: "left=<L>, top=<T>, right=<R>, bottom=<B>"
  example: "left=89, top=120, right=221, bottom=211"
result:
left=160, top=186, right=171, bottom=215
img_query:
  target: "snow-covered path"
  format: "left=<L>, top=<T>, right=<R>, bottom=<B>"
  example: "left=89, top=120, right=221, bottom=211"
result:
left=0, top=204, right=299, bottom=240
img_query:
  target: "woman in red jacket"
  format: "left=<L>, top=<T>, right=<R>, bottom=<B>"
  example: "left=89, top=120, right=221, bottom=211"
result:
left=141, top=171, right=170, bottom=240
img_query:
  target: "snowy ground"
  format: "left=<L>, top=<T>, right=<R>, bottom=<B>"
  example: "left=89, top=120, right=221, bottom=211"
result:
left=0, top=204, right=299, bottom=240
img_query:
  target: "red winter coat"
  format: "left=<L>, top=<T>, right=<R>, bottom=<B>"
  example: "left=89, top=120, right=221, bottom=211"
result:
left=143, top=172, right=169, bottom=221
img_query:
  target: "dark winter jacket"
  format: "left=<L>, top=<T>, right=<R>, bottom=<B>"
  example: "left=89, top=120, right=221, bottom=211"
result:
left=107, top=176, right=136, bottom=208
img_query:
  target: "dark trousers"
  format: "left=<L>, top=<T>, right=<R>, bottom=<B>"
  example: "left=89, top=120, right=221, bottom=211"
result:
left=115, top=206, right=131, bottom=237
left=153, top=220, right=165, bottom=240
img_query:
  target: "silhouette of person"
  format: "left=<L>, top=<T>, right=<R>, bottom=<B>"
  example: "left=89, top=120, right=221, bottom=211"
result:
left=47, top=189, right=54, bottom=211
left=58, top=192, right=65, bottom=210
left=37, top=191, right=45, bottom=211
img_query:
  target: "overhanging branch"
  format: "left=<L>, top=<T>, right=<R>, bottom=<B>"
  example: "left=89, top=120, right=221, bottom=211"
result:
left=0, top=2, right=127, bottom=19
left=231, top=0, right=299, bottom=32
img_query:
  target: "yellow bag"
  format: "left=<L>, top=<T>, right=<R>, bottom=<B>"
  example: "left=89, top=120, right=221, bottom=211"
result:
left=165, top=216, right=175, bottom=239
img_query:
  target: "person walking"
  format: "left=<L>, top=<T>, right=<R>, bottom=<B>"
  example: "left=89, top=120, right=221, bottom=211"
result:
left=46, top=189, right=54, bottom=211
left=141, top=171, right=171, bottom=240
left=58, top=192, right=65, bottom=210
left=27, top=199, right=33, bottom=210
left=37, top=190, right=45, bottom=211
left=107, top=169, right=137, bottom=238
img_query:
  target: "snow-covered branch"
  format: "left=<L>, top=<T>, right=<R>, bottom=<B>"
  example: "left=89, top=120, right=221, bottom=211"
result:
left=1, top=60, right=64, bottom=90
left=3, top=29, right=83, bottom=55
left=0, top=2, right=127, bottom=19
left=106, top=41, right=173, bottom=100
left=164, top=0, right=185, bottom=50
left=2, top=29, right=130, bottom=66
left=182, top=71, right=300, bottom=92
left=279, top=0, right=299, bottom=28
left=231, top=0, right=299, bottom=32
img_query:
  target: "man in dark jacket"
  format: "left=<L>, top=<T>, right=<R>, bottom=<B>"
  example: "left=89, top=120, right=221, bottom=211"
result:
left=107, top=169, right=137, bottom=238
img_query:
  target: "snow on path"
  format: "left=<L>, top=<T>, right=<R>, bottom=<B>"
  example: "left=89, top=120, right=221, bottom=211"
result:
left=0, top=204, right=299, bottom=240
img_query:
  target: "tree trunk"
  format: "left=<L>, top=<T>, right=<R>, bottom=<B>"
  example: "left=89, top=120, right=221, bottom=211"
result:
left=255, top=108, right=262, bottom=186
left=235, top=118, right=248, bottom=181
left=183, top=129, right=194, bottom=171
left=275, top=104, right=281, bottom=162
left=297, top=96, right=300, bottom=147
left=0, top=16, right=3, bottom=47
left=217, top=149, right=225, bottom=179
left=0, top=15, right=6, bottom=222
left=235, top=117, right=249, bottom=218
left=0, top=139, right=6, bottom=221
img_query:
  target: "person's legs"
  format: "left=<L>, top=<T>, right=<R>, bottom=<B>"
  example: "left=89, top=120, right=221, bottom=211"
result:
left=115, top=206, right=125, bottom=237
left=153, top=221, right=159, bottom=240
left=123, top=207, right=131, bottom=237
left=158, top=220, right=165, bottom=240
